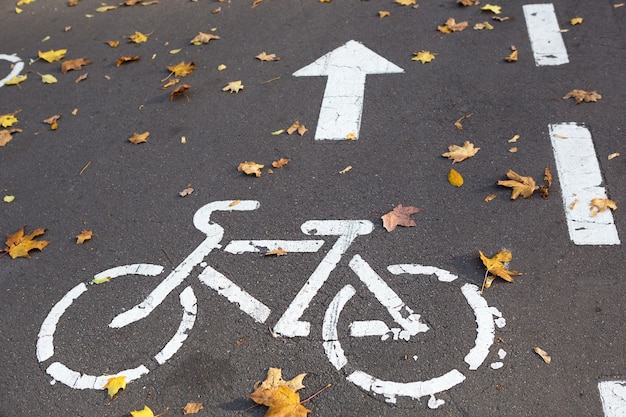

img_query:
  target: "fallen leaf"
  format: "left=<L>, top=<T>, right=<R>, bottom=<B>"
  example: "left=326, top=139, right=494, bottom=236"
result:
left=75, top=73, right=88, bottom=83
left=250, top=385, right=310, bottom=417
left=479, top=249, right=521, bottom=285
left=458, top=0, right=479, bottom=5
left=105, top=40, right=120, bottom=48
left=412, top=50, right=435, bottom=64
left=191, top=32, right=220, bottom=45
left=179, top=187, right=194, bottom=197
left=167, top=61, right=196, bottom=77
left=40, top=73, right=58, bottom=84
left=508, top=147, right=518, bottom=153
left=76, top=230, right=93, bottom=244
left=534, top=346, right=551, bottom=364
left=128, top=30, right=150, bottom=43
left=497, top=169, right=538, bottom=199
left=116, top=55, right=140, bottom=66
left=447, top=168, right=464, bottom=187
left=39, top=49, right=67, bottom=63
left=238, top=161, right=264, bottom=177
left=378, top=10, right=390, bottom=18
left=130, top=405, right=154, bottom=417
left=256, top=52, right=280, bottom=61
left=162, top=79, right=180, bottom=89
left=217, top=64, right=227, bottom=71
left=272, top=158, right=290, bottom=168
left=170, top=84, right=191, bottom=101
left=103, top=376, right=126, bottom=398
left=395, top=0, right=416, bottom=5
left=43, top=114, right=61, bottom=125
left=442, top=141, right=479, bottom=163
left=222, top=80, right=243, bottom=93
left=129, top=131, right=149, bottom=144
left=345, top=132, right=357, bottom=140
left=183, top=402, right=203, bottom=415
left=508, top=134, right=520, bottom=143
left=481, top=4, right=502, bottom=14
left=0, top=128, right=22, bottom=147
left=96, top=4, right=118, bottom=12
left=453, top=113, right=473, bottom=130
left=254, top=368, right=307, bottom=393
left=4, top=227, right=49, bottom=259
left=61, top=58, right=92, bottom=74
left=0, top=112, right=20, bottom=128
left=438, top=17, right=468, bottom=33
left=484, top=193, right=497, bottom=202
left=504, top=45, right=518, bottom=62
left=538, top=166, right=552, bottom=199
left=265, top=247, right=287, bottom=256
left=4, top=74, right=27, bottom=86
left=563, top=89, right=602, bottom=104
left=473, top=21, right=494, bottom=30
left=339, top=165, right=352, bottom=174
left=590, top=198, right=617, bottom=217
left=608, top=152, right=620, bottom=160
left=381, top=204, right=420, bottom=232
left=287, top=121, right=307, bottom=136
left=569, top=199, right=579, bottom=210
left=570, top=17, right=583, bottom=25
left=4, top=195, right=15, bottom=203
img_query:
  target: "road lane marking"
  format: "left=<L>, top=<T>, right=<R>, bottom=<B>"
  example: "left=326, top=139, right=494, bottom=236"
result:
left=523, top=4, right=569, bottom=66
left=599, top=381, right=626, bottom=417
left=549, top=123, right=620, bottom=245
left=293, top=40, right=404, bottom=140
left=0, top=54, right=24, bottom=87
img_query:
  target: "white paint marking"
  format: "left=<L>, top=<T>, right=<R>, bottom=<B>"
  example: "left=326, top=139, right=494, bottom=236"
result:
left=322, top=285, right=355, bottom=370
left=224, top=239, right=324, bottom=254
left=154, top=286, right=197, bottom=364
left=549, top=123, right=620, bottom=245
left=599, top=381, right=626, bottom=417
left=46, top=362, right=149, bottom=390
left=198, top=265, right=271, bottom=323
left=428, top=395, right=445, bottom=409
left=387, top=264, right=458, bottom=282
left=490, top=362, right=504, bottom=370
left=347, top=369, right=466, bottom=404
left=523, top=4, right=569, bottom=66
left=0, top=54, right=24, bottom=87
left=293, top=40, right=404, bottom=140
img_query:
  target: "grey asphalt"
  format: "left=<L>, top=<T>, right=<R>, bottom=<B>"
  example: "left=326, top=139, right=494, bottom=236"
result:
left=1, top=1, right=624, bottom=416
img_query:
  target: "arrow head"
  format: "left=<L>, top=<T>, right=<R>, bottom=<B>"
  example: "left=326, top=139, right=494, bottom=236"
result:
left=293, top=40, right=404, bottom=77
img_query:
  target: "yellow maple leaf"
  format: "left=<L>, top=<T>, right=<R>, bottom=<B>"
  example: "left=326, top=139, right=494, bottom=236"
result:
left=76, top=230, right=93, bottom=244
left=128, top=31, right=150, bottom=43
left=39, top=49, right=67, bottom=63
left=103, top=375, right=126, bottom=398
left=412, top=50, right=435, bottom=64
left=4, top=227, right=49, bottom=259
left=480, top=3, right=502, bottom=14
left=130, top=405, right=154, bottom=417
left=497, top=169, right=538, bottom=199
left=190, top=32, right=220, bottom=45
left=129, top=131, right=149, bottom=144
left=238, top=161, right=264, bottom=177
left=222, top=80, right=244, bottom=93
left=0, top=113, right=19, bottom=128
left=167, top=61, right=196, bottom=77
left=442, top=141, right=480, bottom=163
left=570, top=17, right=583, bottom=25
left=249, top=368, right=310, bottom=417
left=479, top=249, right=521, bottom=288
left=256, top=52, right=280, bottom=61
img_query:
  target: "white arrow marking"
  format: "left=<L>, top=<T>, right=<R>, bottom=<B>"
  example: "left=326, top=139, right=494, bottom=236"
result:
left=293, top=40, right=404, bottom=140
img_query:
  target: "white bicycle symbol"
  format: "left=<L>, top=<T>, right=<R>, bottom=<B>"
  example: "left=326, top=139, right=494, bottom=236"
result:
left=37, top=200, right=505, bottom=405
left=0, top=54, right=24, bottom=87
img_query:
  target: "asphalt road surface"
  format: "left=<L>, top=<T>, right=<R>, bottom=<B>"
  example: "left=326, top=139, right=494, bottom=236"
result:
left=1, top=1, right=625, bottom=416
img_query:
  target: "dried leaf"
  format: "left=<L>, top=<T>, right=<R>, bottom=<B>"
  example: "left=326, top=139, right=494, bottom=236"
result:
left=447, top=168, right=464, bottom=187
left=128, top=31, right=150, bottom=43
left=570, top=17, right=583, bottom=25
left=378, top=10, right=390, bottom=18
left=76, top=230, right=93, bottom=244
left=167, top=61, right=196, bottom=77
left=116, top=55, right=140, bottom=67
left=453, top=113, right=473, bottom=130
left=538, top=166, right=552, bottom=199
left=4, top=227, right=49, bottom=259
left=75, top=73, right=88, bottom=83
left=534, top=346, right=551, bottom=364
left=381, top=204, right=420, bottom=232
left=130, top=405, right=154, bottom=417
left=272, top=158, right=290, bottom=168
left=129, top=131, right=149, bottom=144
left=339, top=166, right=352, bottom=174
left=474, top=21, right=494, bottom=30
left=395, top=0, right=416, bottom=5
left=0, top=112, right=20, bottom=128
left=265, top=247, right=287, bottom=256
left=183, top=402, right=203, bottom=415
left=497, top=169, right=538, bottom=199
left=238, top=161, right=264, bottom=177
left=222, top=80, right=243, bottom=93
left=0, top=130, right=14, bottom=146
left=254, top=368, right=307, bottom=393
left=608, top=152, right=620, bottom=160
left=438, top=17, right=468, bottom=33
left=479, top=249, right=521, bottom=285
left=162, top=79, right=180, bottom=89
left=287, top=121, right=307, bottom=136
left=411, top=50, right=435, bottom=64
left=442, top=141, right=479, bottom=163
left=458, top=0, right=479, bottom=5
left=96, top=4, right=118, bottom=12
left=39, top=49, right=67, bottom=63
left=590, top=198, right=617, bottom=217
left=563, top=89, right=602, bottom=104
left=105, top=40, right=120, bottom=48
left=179, top=187, right=194, bottom=197
left=256, top=52, right=280, bottom=61
left=250, top=385, right=310, bottom=417
left=504, top=45, right=518, bottom=62
left=4, top=74, right=27, bottom=85
left=484, top=193, right=497, bottom=202
left=190, top=32, right=220, bottom=45
left=40, top=73, right=58, bottom=84
left=61, top=58, right=92, bottom=74
left=170, top=83, right=191, bottom=101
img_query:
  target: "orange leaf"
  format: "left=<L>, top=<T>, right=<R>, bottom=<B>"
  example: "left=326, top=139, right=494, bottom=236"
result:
left=272, top=158, right=290, bottom=168
left=183, top=402, right=204, bottom=414
left=129, top=131, right=149, bottom=144
left=4, top=227, right=49, bottom=259
left=76, top=230, right=93, bottom=244
left=479, top=249, right=521, bottom=285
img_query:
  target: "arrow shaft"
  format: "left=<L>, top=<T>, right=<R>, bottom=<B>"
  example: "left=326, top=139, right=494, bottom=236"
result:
left=315, top=71, right=366, bottom=140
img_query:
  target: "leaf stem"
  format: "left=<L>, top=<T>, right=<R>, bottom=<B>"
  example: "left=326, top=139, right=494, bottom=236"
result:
left=301, top=384, right=331, bottom=404
left=480, top=270, right=489, bottom=294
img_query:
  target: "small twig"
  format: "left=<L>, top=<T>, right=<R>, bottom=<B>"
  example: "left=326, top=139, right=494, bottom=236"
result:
left=300, top=384, right=332, bottom=404
left=0, top=251, right=9, bottom=259
left=161, top=247, right=174, bottom=264
left=480, top=270, right=489, bottom=294
left=245, top=403, right=261, bottom=412
left=79, top=161, right=91, bottom=175
left=260, top=76, right=281, bottom=84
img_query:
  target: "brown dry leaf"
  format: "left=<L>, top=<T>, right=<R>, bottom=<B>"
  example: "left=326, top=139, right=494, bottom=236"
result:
left=105, top=40, right=120, bottom=48
left=190, top=32, right=220, bottom=45
left=162, top=78, right=180, bottom=89
left=438, top=17, right=468, bottom=33
left=167, top=61, right=196, bottom=77
left=170, top=84, right=191, bottom=101
left=608, top=152, right=620, bottom=160
left=272, top=158, right=290, bottom=168
left=381, top=204, right=420, bottom=232
left=222, top=80, right=244, bottom=93
left=378, top=10, right=390, bottom=18
left=129, top=131, right=149, bottom=144
left=479, top=249, right=521, bottom=285
left=453, top=113, right=473, bottom=130
left=238, top=161, right=264, bottom=177
left=116, top=55, right=140, bottom=67
left=0, top=128, right=22, bottom=147
left=497, top=169, right=538, bottom=199
left=590, top=198, right=617, bottom=217
left=76, top=230, right=93, bottom=244
left=256, top=52, right=280, bottom=61
left=4, top=227, right=49, bottom=259
left=458, top=0, right=479, bottom=5
left=179, top=187, right=194, bottom=197
left=484, top=193, right=497, bottom=202
left=183, top=402, right=203, bottom=415
left=61, top=58, right=92, bottom=74
left=265, top=247, right=287, bottom=257
left=287, top=121, right=308, bottom=136
left=504, top=45, right=518, bottom=62
left=563, top=89, right=602, bottom=104
left=538, top=166, right=552, bottom=199
left=75, top=73, right=88, bottom=83
left=534, top=346, right=551, bottom=364
left=447, top=168, right=464, bottom=187
left=43, top=114, right=61, bottom=130
left=442, top=141, right=479, bottom=163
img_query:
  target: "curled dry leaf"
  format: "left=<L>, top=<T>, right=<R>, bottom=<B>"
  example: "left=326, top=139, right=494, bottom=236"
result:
left=381, top=204, right=420, bottom=232
left=167, top=61, right=196, bottom=77
left=256, top=52, right=280, bottom=61
left=272, top=158, right=290, bottom=168
left=128, top=31, right=150, bottom=43
left=479, top=249, right=521, bottom=289
left=590, top=198, right=617, bottom=217
left=116, top=55, right=140, bottom=67
left=453, top=113, right=473, bottom=130
left=504, top=45, right=518, bottom=62
left=222, top=80, right=244, bottom=93
left=76, top=230, right=93, bottom=244
left=179, top=187, right=194, bottom=197
left=129, top=131, right=149, bottom=144
left=442, top=141, right=479, bottom=163
left=170, top=84, right=191, bottom=101
left=534, top=346, right=551, bottom=364
left=438, top=17, right=468, bottom=33
left=61, top=58, right=92, bottom=74
left=287, top=121, right=308, bottom=136
left=563, top=89, right=602, bottom=104
left=378, top=10, right=390, bottom=18
left=191, top=32, right=220, bottom=45
left=265, top=247, right=287, bottom=256
left=497, top=169, right=538, bottom=199
left=238, top=161, right=264, bottom=177
left=538, top=166, right=552, bottom=199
